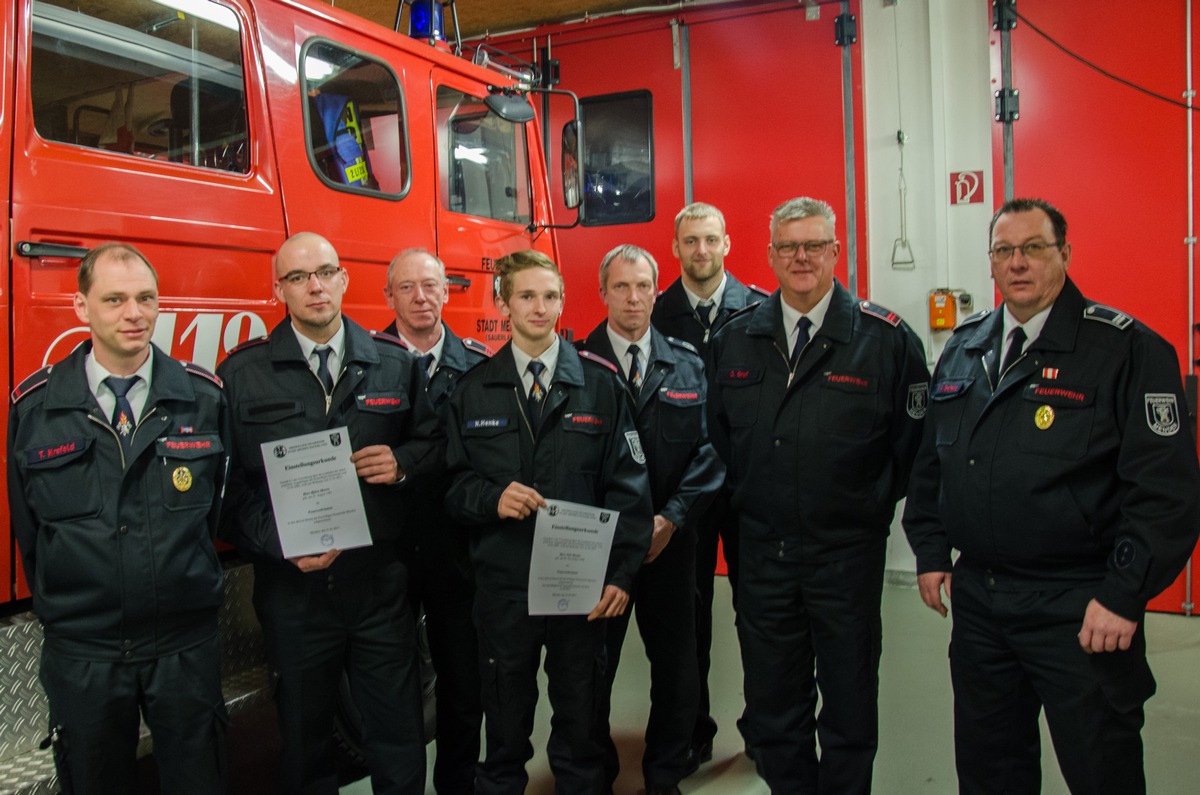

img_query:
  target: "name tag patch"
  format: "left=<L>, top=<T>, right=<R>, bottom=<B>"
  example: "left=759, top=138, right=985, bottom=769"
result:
left=466, top=417, right=509, bottom=430
left=27, top=438, right=86, bottom=464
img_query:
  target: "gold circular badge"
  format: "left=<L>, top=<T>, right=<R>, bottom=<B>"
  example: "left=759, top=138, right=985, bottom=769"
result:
left=1034, top=405, right=1055, bottom=430
left=172, top=466, right=193, bottom=492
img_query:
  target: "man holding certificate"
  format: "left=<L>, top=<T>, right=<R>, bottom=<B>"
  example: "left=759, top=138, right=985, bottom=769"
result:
left=218, top=232, right=442, bottom=795
left=443, top=250, right=653, bottom=794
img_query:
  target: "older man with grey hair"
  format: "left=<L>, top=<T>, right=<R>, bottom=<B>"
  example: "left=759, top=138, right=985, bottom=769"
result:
left=708, top=197, right=929, bottom=794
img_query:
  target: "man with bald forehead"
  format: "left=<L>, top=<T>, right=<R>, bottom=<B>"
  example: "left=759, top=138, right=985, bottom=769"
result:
left=219, top=232, right=441, bottom=794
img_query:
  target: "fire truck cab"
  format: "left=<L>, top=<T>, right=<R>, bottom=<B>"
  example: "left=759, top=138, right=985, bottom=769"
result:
left=0, top=0, right=565, bottom=785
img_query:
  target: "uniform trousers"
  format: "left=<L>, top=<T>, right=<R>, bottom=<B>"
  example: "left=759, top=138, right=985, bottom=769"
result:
left=474, top=592, right=607, bottom=795
left=40, top=634, right=227, bottom=795
left=737, top=535, right=885, bottom=795
left=692, top=489, right=737, bottom=748
left=407, top=550, right=482, bottom=795
left=254, top=559, right=425, bottom=795
left=597, top=527, right=699, bottom=789
left=949, top=565, right=1156, bottom=795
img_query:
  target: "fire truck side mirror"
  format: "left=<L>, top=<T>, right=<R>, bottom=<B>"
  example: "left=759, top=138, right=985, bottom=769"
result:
left=484, top=92, right=535, bottom=124
left=561, top=120, right=582, bottom=210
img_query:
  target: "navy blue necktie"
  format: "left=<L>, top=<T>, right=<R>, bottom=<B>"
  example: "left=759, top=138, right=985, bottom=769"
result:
left=105, top=375, right=139, bottom=448
left=527, top=360, right=548, bottom=430
left=314, top=346, right=335, bottom=395
left=998, top=326, right=1027, bottom=385
left=695, top=301, right=714, bottom=331
left=418, top=352, right=436, bottom=377
left=789, top=317, right=813, bottom=370
left=627, top=345, right=642, bottom=391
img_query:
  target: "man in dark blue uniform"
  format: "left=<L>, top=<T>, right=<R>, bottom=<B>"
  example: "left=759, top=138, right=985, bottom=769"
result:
left=903, top=197, right=1200, bottom=794
left=650, top=202, right=765, bottom=770
left=8, top=242, right=228, bottom=794
left=709, top=196, right=929, bottom=794
left=219, top=232, right=440, bottom=795
left=443, top=250, right=653, bottom=795
left=381, top=247, right=488, bottom=794
left=580, top=244, right=724, bottom=795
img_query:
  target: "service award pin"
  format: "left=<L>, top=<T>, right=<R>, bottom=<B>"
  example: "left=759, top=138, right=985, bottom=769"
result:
left=172, top=466, right=193, bottom=492
left=1034, top=405, right=1055, bottom=430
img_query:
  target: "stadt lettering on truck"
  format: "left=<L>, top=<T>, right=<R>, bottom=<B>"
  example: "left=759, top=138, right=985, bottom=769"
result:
left=0, top=0, right=582, bottom=783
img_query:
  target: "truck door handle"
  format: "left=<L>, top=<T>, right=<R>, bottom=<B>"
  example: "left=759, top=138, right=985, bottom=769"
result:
left=16, top=241, right=90, bottom=259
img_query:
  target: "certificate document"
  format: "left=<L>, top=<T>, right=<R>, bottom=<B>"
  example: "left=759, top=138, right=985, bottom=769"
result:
left=528, top=499, right=618, bottom=615
left=261, top=427, right=372, bottom=558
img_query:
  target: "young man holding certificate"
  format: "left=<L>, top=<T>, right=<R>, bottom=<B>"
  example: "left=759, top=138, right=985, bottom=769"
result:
left=443, top=250, right=652, bottom=795
left=218, top=232, right=442, bottom=795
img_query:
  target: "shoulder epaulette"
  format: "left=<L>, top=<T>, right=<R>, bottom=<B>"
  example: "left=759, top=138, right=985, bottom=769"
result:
left=952, top=309, right=991, bottom=333
left=182, top=361, right=222, bottom=388
left=226, top=335, right=270, bottom=356
left=665, top=336, right=700, bottom=356
left=578, top=349, right=618, bottom=374
left=858, top=300, right=902, bottom=327
left=1083, top=304, right=1133, bottom=330
left=11, top=366, right=53, bottom=405
left=747, top=283, right=772, bottom=298
left=462, top=338, right=494, bottom=357
left=370, top=330, right=408, bottom=349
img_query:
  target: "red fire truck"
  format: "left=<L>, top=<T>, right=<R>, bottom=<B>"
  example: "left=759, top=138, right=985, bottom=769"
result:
left=0, top=0, right=574, bottom=784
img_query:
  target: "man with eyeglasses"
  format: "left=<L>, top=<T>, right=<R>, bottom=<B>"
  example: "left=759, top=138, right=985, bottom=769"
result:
left=218, top=232, right=442, bottom=794
left=579, top=244, right=724, bottom=795
left=380, top=247, right=489, bottom=794
left=903, top=197, right=1200, bottom=794
left=707, top=196, right=929, bottom=793
left=442, top=250, right=652, bottom=794
left=651, top=202, right=767, bottom=773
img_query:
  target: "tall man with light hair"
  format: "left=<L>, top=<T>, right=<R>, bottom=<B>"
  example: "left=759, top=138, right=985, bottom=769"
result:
left=382, top=247, right=488, bottom=794
left=581, top=244, right=724, bottom=795
left=709, top=197, right=928, bottom=793
left=651, top=202, right=766, bottom=771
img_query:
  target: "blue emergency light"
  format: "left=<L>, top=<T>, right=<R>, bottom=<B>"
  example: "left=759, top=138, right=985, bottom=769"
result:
left=407, top=0, right=445, bottom=42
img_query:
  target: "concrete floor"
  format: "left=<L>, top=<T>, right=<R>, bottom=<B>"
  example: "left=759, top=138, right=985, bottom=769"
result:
left=334, top=575, right=1200, bottom=794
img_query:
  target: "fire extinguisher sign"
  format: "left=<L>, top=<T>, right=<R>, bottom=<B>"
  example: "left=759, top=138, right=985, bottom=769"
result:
left=950, top=171, right=984, bottom=205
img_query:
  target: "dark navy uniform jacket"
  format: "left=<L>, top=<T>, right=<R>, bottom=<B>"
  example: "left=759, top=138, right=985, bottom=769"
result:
left=578, top=323, right=724, bottom=528
left=708, top=281, right=929, bottom=558
left=8, top=342, right=227, bottom=661
left=903, top=277, right=1200, bottom=620
left=217, top=316, right=442, bottom=572
left=383, top=320, right=489, bottom=576
left=443, top=341, right=653, bottom=601
left=651, top=272, right=767, bottom=352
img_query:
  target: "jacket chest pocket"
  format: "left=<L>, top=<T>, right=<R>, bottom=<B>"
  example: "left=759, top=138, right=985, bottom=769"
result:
left=22, top=437, right=101, bottom=521
left=817, top=371, right=881, bottom=440
left=716, top=366, right=763, bottom=429
left=351, top=391, right=411, bottom=438
left=156, top=434, right=224, bottom=511
left=560, top=412, right=610, bottom=474
left=656, top=385, right=705, bottom=443
left=1017, top=383, right=1094, bottom=460
left=462, top=417, right=520, bottom=478
left=930, top=378, right=973, bottom=447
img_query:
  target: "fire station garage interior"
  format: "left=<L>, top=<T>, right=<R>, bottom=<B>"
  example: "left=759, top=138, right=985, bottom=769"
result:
left=2, top=0, right=1199, bottom=793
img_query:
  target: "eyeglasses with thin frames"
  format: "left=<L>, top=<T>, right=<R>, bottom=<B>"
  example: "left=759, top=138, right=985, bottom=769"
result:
left=988, top=240, right=1062, bottom=263
left=278, top=266, right=344, bottom=287
left=771, top=239, right=834, bottom=259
